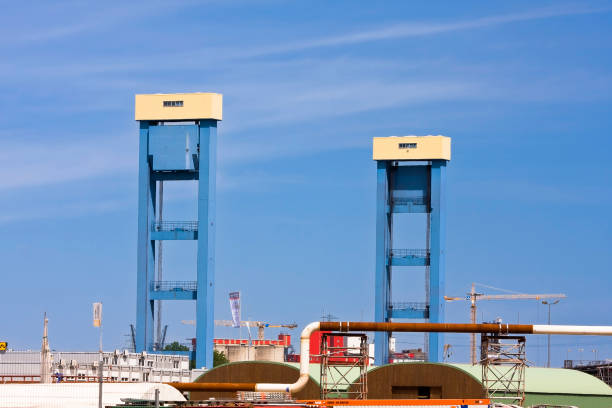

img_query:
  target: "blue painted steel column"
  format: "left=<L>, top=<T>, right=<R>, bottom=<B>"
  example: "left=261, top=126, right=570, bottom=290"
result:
left=375, top=161, right=391, bottom=366
left=196, top=120, right=217, bottom=369
left=136, top=121, right=156, bottom=352
left=428, top=160, right=447, bottom=362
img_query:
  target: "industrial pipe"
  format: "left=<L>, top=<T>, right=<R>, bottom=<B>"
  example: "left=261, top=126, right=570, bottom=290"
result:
left=169, top=382, right=256, bottom=392
left=169, top=321, right=612, bottom=394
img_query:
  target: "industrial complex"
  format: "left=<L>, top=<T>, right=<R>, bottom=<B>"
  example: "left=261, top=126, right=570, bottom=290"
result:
left=1, top=92, right=611, bottom=408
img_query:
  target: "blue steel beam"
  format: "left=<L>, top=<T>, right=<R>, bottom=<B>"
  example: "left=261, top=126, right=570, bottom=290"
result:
left=152, top=171, right=199, bottom=181
left=389, top=309, right=429, bottom=319
left=427, top=160, right=447, bottom=362
left=150, top=290, right=197, bottom=301
left=196, top=120, right=217, bottom=369
left=150, top=230, right=198, bottom=240
left=390, top=203, right=428, bottom=213
left=136, top=121, right=155, bottom=353
left=374, top=161, right=391, bottom=366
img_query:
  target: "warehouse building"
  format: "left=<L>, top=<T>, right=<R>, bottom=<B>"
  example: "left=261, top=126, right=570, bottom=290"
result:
left=0, top=350, right=190, bottom=383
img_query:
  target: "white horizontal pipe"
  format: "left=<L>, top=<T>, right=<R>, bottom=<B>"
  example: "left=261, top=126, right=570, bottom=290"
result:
left=255, top=383, right=291, bottom=392
left=533, top=325, right=612, bottom=335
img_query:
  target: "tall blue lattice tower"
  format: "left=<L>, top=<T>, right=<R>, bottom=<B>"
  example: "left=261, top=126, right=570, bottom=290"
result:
left=373, top=136, right=451, bottom=365
left=134, top=93, right=222, bottom=369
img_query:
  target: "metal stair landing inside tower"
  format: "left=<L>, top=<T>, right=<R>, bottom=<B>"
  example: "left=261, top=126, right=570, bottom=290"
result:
left=390, top=248, right=430, bottom=266
left=150, top=281, right=197, bottom=300
left=151, top=221, right=198, bottom=240
left=390, top=302, right=429, bottom=319
left=390, top=196, right=428, bottom=213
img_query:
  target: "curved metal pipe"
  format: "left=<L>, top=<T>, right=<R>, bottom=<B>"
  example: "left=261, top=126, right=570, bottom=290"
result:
left=255, top=321, right=319, bottom=393
left=169, top=321, right=612, bottom=394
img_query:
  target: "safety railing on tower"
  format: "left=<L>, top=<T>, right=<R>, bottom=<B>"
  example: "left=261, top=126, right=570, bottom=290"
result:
left=392, top=196, right=427, bottom=206
left=150, top=281, right=197, bottom=292
left=390, top=248, right=429, bottom=258
left=152, top=221, right=198, bottom=232
left=390, top=302, right=429, bottom=312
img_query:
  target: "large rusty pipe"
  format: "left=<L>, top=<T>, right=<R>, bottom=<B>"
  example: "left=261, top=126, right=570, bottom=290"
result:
left=169, top=321, right=612, bottom=394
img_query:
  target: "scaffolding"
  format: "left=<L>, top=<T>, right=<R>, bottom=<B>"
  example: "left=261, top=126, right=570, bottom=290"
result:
left=480, top=334, right=526, bottom=406
left=319, top=333, right=368, bottom=400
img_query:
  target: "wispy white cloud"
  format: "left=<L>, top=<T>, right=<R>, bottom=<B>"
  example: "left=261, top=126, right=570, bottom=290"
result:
left=455, top=179, right=612, bottom=205
left=3, top=4, right=608, bottom=77
left=223, top=79, right=478, bottom=131
left=0, top=197, right=129, bottom=225
left=0, top=0, right=201, bottom=45
left=1, top=4, right=610, bottom=192
left=0, top=135, right=135, bottom=190
left=226, top=4, right=611, bottom=58
left=218, top=169, right=305, bottom=192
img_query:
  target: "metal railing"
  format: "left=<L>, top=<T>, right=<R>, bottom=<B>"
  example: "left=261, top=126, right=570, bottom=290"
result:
left=390, top=248, right=429, bottom=258
left=152, top=221, right=198, bottom=232
left=564, top=359, right=610, bottom=368
left=390, top=302, right=429, bottom=311
left=150, top=281, right=197, bottom=292
left=392, top=196, right=427, bottom=206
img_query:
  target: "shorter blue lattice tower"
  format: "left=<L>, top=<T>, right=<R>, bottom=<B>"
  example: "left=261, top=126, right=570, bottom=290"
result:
left=373, top=136, right=451, bottom=365
left=134, top=93, right=222, bottom=369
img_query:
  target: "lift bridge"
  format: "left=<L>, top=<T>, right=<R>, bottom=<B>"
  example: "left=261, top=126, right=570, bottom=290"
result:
left=134, top=93, right=222, bottom=369
left=373, top=136, right=451, bottom=364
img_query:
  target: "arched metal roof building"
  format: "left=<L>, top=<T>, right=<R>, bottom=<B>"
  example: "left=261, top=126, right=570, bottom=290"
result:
left=192, top=361, right=320, bottom=400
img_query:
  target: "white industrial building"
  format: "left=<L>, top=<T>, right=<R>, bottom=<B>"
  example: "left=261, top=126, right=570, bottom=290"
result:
left=213, top=339, right=287, bottom=363
left=0, top=350, right=190, bottom=383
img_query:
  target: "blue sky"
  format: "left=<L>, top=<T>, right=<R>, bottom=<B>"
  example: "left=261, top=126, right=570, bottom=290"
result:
left=1, top=1, right=611, bottom=367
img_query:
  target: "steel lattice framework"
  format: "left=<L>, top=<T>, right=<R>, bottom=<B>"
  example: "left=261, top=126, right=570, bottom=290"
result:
left=320, top=333, right=368, bottom=400
left=480, top=334, right=526, bottom=406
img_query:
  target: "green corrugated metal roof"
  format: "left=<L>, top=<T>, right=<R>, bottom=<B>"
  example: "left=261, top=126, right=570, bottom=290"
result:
left=226, top=361, right=611, bottom=397
left=287, top=361, right=612, bottom=396
left=450, top=363, right=612, bottom=396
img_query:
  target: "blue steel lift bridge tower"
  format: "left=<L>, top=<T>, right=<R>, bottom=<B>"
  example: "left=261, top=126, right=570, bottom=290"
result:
left=373, top=136, right=451, bottom=365
left=134, top=93, right=222, bottom=369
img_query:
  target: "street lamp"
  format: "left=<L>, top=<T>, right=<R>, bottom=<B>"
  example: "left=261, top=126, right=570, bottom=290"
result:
left=542, top=299, right=560, bottom=368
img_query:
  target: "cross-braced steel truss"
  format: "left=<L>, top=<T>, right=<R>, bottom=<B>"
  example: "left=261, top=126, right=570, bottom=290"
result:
left=480, top=334, right=526, bottom=406
left=320, top=333, right=368, bottom=399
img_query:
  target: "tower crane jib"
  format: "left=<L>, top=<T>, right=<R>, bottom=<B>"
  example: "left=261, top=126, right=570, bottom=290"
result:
left=445, top=283, right=567, bottom=364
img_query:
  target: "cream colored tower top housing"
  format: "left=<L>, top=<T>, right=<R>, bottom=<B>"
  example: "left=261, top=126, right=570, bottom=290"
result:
left=373, top=135, right=451, bottom=161
left=135, top=92, right=222, bottom=121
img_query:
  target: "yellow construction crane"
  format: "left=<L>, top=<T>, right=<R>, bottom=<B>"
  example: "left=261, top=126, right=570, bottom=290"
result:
left=181, top=320, right=297, bottom=340
left=445, top=283, right=566, bottom=364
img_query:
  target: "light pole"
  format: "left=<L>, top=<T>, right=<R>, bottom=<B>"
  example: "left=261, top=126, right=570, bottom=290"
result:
left=542, top=299, right=560, bottom=367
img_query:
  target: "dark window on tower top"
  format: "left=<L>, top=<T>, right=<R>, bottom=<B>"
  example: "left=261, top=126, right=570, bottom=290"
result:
left=399, top=143, right=417, bottom=149
left=163, top=100, right=184, bottom=107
